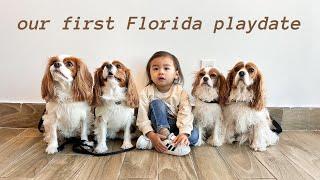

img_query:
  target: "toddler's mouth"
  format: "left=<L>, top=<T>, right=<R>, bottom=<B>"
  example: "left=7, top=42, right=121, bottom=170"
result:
left=158, top=77, right=166, bottom=81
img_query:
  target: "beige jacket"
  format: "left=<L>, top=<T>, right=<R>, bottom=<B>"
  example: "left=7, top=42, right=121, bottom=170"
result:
left=136, top=84, right=194, bottom=135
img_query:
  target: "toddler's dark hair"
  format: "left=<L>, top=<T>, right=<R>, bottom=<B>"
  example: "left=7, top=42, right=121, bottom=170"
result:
left=146, top=51, right=184, bottom=85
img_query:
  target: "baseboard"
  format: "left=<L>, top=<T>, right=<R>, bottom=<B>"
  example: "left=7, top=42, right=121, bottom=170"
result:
left=0, top=103, right=319, bottom=130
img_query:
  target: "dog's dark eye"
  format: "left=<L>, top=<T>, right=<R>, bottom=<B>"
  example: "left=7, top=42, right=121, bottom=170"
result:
left=210, top=74, right=217, bottom=78
left=116, top=64, right=121, bottom=69
left=65, top=61, right=73, bottom=67
left=199, top=72, right=205, bottom=77
left=248, top=68, right=254, bottom=73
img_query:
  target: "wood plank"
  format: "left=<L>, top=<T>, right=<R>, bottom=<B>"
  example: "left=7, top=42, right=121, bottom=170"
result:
left=252, top=145, right=314, bottom=180
left=282, top=108, right=309, bottom=130
left=18, top=128, right=43, bottom=137
left=158, top=152, right=197, bottom=180
left=191, top=145, right=236, bottom=180
left=0, top=103, right=44, bottom=128
left=0, top=136, right=41, bottom=175
left=309, top=109, right=320, bottom=130
left=74, top=140, right=125, bottom=180
left=118, top=149, right=158, bottom=179
left=283, top=131, right=320, bottom=156
left=0, top=141, right=53, bottom=179
left=0, top=128, right=24, bottom=147
left=277, top=132, right=320, bottom=179
left=217, top=144, right=274, bottom=179
left=34, top=155, right=88, bottom=180
left=0, top=178, right=34, bottom=180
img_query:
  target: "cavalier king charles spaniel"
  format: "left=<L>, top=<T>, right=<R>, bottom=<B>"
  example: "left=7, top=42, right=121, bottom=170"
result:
left=92, top=61, right=139, bottom=153
left=223, top=61, right=279, bottom=151
left=192, top=67, right=227, bottom=146
left=41, top=55, right=93, bottom=154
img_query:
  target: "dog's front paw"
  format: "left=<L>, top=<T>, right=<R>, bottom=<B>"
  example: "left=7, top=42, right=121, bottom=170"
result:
left=95, top=144, right=108, bottom=153
left=121, top=142, right=133, bottom=149
left=207, top=137, right=223, bottom=147
left=46, top=144, right=58, bottom=154
left=194, top=138, right=205, bottom=146
left=250, top=143, right=266, bottom=151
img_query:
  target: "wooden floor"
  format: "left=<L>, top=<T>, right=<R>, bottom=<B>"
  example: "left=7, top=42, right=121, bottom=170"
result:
left=0, top=128, right=319, bottom=180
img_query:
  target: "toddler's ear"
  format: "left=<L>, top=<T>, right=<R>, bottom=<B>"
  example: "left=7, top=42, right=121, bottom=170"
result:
left=175, top=71, right=179, bottom=79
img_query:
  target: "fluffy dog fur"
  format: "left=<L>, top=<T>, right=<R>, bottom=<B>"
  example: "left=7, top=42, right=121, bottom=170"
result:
left=223, top=61, right=279, bottom=151
left=41, top=55, right=93, bottom=154
left=192, top=67, right=227, bottom=146
left=92, top=61, right=139, bottom=153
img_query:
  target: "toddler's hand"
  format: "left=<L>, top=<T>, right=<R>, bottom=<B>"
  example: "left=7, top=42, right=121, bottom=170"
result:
left=173, top=134, right=190, bottom=146
left=147, top=132, right=167, bottom=153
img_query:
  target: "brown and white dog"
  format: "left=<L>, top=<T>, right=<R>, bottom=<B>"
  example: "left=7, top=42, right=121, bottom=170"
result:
left=192, top=67, right=227, bottom=146
left=41, top=55, right=93, bottom=154
left=92, top=61, right=139, bottom=153
left=223, top=61, right=279, bottom=151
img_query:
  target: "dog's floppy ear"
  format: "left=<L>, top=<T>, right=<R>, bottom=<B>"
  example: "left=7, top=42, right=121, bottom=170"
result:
left=41, top=57, right=55, bottom=102
left=92, top=67, right=103, bottom=106
left=191, top=71, right=201, bottom=97
left=126, top=69, right=139, bottom=108
left=225, top=69, right=235, bottom=102
left=250, top=71, right=265, bottom=111
left=217, top=73, right=228, bottom=105
left=72, top=58, right=93, bottom=103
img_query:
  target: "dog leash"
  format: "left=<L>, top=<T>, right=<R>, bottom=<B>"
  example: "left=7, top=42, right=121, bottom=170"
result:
left=38, top=107, right=136, bottom=156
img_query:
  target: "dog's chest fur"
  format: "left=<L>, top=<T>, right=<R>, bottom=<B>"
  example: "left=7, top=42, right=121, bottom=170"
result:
left=44, top=101, right=90, bottom=137
left=96, top=102, right=134, bottom=130
left=96, top=81, right=134, bottom=131
left=224, top=102, right=266, bottom=133
left=193, top=100, right=222, bottom=129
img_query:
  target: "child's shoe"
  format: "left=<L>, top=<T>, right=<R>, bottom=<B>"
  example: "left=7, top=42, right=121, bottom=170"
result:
left=136, top=133, right=190, bottom=156
left=162, top=133, right=190, bottom=156
left=136, top=135, right=153, bottom=149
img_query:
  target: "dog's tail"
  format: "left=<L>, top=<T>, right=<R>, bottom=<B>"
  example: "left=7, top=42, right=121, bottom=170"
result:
left=270, top=116, right=282, bottom=134
left=265, top=109, right=282, bottom=135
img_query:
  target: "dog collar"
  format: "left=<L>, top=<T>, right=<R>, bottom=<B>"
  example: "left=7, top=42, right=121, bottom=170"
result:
left=199, top=98, right=219, bottom=104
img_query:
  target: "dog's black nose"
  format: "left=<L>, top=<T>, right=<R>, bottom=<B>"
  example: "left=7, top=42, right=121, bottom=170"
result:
left=239, top=71, right=245, bottom=77
left=106, top=64, right=112, bottom=70
left=54, top=62, right=61, bottom=68
left=203, top=77, right=209, bottom=82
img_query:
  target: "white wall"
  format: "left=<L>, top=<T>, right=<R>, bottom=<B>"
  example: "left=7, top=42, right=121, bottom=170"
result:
left=0, top=0, right=319, bottom=107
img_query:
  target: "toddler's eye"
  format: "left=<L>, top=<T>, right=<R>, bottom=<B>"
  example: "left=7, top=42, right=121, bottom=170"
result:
left=152, top=67, right=159, bottom=71
left=165, top=67, right=170, bottom=70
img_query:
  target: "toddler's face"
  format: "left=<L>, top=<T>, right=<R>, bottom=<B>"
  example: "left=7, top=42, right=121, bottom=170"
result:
left=149, top=56, right=178, bottom=92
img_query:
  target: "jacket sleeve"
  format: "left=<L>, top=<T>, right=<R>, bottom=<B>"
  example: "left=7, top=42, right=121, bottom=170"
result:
left=176, top=90, right=194, bottom=135
left=136, top=90, right=154, bottom=135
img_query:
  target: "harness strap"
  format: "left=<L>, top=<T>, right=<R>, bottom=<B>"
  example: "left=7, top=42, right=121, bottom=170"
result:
left=199, top=98, right=219, bottom=104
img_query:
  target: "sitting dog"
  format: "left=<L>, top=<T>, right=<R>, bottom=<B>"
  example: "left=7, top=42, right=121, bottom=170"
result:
left=192, top=67, right=227, bottom=146
left=41, top=55, right=93, bottom=154
left=224, top=61, right=279, bottom=151
left=92, top=61, right=139, bottom=153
